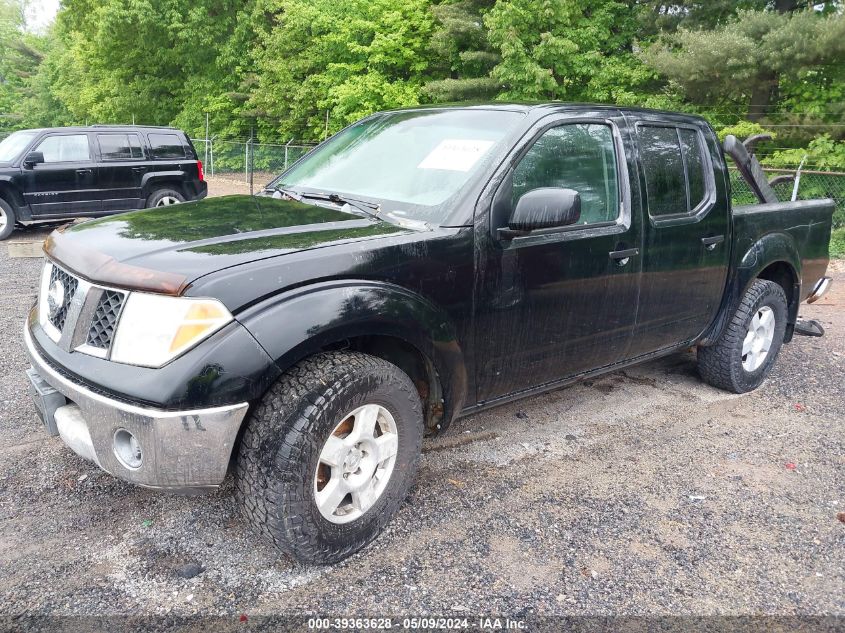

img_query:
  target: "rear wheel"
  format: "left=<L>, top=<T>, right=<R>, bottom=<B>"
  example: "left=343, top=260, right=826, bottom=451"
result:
left=235, top=351, right=423, bottom=564
left=697, top=279, right=788, bottom=393
left=146, top=188, right=185, bottom=208
left=0, top=198, right=16, bottom=240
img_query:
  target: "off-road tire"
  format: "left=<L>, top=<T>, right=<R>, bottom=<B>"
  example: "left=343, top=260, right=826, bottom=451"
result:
left=234, top=351, right=424, bottom=565
left=146, top=188, right=185, bottom=208
left=0, top=198, right=16, bottom=240
left=697, top=279, right=788, bottom=393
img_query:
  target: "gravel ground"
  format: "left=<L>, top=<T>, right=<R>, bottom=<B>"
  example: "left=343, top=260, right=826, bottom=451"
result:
left=0, top=226, right=843, bottom=626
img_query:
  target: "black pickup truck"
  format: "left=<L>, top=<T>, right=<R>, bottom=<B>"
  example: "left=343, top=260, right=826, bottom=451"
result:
left=0, top=125, right=206, bottom=239
left=23, top=104, right=834, bottom=564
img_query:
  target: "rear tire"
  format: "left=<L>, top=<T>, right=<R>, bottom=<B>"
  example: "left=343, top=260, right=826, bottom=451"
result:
left=0, top=198, right=16, bottom=240
left=697, top=279, right=788, bottom=393
left=146, top=188, right=185, bottom=208
left=235, top=351, right=424, bottom=565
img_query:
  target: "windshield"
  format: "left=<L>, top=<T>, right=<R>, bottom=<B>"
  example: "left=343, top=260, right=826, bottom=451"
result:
left=0, top=131, right=37, bottom=162
left=273, top=109, right=524, bottom=224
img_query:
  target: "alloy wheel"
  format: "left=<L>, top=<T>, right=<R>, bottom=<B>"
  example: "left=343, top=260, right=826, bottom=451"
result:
left=741, top=306, right=776, bottom=372
left=314, top=403, right=399, bottom=524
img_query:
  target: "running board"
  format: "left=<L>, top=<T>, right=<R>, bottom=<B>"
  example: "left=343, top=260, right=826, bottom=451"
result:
left=794, top=319, right=824, bottom=337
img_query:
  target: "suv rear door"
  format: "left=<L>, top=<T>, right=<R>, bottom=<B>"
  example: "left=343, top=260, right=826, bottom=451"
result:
left=474, top=111, right=643, bottom=402
left=95, top=131, right=147, bottom=212
left=625, top=117, right=730, bottom=357
left=23, top=132, right=101, bottom=217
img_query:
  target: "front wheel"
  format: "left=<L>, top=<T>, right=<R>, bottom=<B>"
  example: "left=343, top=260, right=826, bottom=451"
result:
left=235, top=351, right=423, bottom=564
left=697, top=279, right=788, bottom=393
left=0, top=198, right=16, bottom=240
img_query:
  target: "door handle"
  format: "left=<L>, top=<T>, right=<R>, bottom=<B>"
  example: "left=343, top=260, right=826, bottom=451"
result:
left=75, top=168, right=93, bottom=175
left=701, top=235, right=725, bottom=250
left=609, top=247, right=639, bottom=266
left=609, top=247, right=640, bottom=260
left=131, top=167, right=146, bottom=172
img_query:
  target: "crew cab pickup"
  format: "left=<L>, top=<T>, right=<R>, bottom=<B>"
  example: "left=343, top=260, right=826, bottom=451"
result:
left=23, top=104, right=834, bottom=564
left=0, top=125, right=206, bottom=240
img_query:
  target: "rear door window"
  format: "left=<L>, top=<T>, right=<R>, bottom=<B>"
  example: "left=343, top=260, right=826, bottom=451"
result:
left=638, top=125, right=712, bottom=218
left=34, top=134, right=91, bottom=163
left=97, top=133, right=144, bottom=160
left=148, top=133, right=186, bottom=159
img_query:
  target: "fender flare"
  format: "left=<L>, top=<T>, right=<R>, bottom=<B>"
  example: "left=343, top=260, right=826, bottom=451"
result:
left=236, top=279, right=469, bottom=428
left=141, top=171, right=186, bottom=196
left=701, top=231, right=801, bottom=346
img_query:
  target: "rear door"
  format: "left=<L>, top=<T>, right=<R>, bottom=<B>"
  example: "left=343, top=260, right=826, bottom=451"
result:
left=95, top=132, right=147, bottom=212
left=626, top=118, right=730, bottom=357
left=23, top=132, right=101, bottom=217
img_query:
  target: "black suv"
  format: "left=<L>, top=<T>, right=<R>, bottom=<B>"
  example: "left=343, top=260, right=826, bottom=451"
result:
left=0, top=125, right=207, bottom=239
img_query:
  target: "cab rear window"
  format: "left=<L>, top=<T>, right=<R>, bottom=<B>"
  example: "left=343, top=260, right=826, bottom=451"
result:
left=638, top=125, right=712, bottom=218
left=148, top=133, right=186, bottom=159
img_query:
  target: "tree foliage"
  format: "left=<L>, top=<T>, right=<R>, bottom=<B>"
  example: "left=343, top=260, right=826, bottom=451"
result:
left=644, top=8, right=845, bottom=123
left=0, top=0, right=842, bottom=151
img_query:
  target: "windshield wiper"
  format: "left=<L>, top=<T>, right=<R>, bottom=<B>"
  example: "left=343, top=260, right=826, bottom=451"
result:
left=306, top=192, right=381, bottom=219
left=269, top=186, right=381, bottom=220
left=269, top=185, right=303, bottom=201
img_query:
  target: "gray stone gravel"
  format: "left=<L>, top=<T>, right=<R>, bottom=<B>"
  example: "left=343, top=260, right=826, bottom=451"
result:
left=0, top=226, right=843, bottom=623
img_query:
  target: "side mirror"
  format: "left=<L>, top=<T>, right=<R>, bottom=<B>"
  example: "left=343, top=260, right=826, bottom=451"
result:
left=23, top=151, right=44, bottom=168
left=505, top=187, right=581, bottom=235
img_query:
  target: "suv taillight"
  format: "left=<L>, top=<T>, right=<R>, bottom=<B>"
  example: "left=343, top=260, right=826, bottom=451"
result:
left=197, top=160, right=205, bottom=182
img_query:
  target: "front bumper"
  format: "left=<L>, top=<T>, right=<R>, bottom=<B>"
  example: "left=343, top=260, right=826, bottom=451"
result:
left=24, top=323, right=248, bottom=492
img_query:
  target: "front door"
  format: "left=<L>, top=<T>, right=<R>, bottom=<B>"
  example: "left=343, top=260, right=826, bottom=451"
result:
left=474, top=114, right=643, bottom=403
left=23, top=133, right=100, bottom=217
left=626, top=120, right=731, bottom=357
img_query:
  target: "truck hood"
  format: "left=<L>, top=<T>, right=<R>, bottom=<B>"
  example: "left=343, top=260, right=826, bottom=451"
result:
left=45, top=195, right=409, bottom=295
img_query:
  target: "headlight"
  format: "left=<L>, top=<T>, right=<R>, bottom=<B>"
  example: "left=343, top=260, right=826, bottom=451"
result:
left=110, top=293, right=233, bottom=368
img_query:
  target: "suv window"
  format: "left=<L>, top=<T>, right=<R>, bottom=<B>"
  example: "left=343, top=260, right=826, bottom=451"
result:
left=98, top=133, right=144, bottom=160
left=34, top=134, right=91, bottom=163
left=148, top=133, right=185, bottom=159
left=512, top=123, right=619, bottom=225
left=638, top=125, right=710, bottom=217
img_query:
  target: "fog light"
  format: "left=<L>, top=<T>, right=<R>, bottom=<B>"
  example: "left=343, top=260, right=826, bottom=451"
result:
left=113, top=429, right=143, bottom=469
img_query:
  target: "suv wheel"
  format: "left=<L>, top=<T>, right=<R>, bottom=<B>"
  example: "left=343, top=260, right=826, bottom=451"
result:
left=697, top=279, right=788, bottom=393
left=147, top=188, right=185, bottom=208
left=0, top=198, right=16, bottom=240
left=235, top=351, right=424, bottom=565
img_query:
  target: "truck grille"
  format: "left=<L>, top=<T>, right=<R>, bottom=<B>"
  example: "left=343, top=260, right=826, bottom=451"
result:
left=47, top=265, right=78, bottom=332
left=39, top=262, right=127, bottom=358
left=86, top=290, right=125, bottom=350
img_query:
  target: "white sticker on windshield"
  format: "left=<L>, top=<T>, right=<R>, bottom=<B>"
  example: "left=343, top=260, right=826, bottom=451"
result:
left=417, top=139, right=495, bottom=172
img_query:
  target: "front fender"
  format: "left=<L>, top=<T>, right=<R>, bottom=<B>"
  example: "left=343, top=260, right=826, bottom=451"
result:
left=237, top=280, right=469, bottom=426
left=0, top=177, right=28, bottom=217
left=701, top=231, right=801, bottom=346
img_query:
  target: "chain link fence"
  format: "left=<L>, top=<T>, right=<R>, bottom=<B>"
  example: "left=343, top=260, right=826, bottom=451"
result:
left=729, top=168, right=845, bottom=228
left=191, top=138, right=316, bottom=191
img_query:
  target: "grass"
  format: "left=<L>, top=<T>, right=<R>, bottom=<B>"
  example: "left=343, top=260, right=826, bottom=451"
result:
left=831, top=227, right=845, bottom=259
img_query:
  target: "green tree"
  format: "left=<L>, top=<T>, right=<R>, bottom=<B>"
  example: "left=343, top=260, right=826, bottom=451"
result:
left=483, top=0, right=666, bottom=107
left=30, top=0, right=247, bottom=134
left=0, top=0, right=52, bottom=130
left=424, top=0, right=500, bottom=102
left=247, top=0, right=435, bottom=140
left=644, top=9, right=845, bottom=121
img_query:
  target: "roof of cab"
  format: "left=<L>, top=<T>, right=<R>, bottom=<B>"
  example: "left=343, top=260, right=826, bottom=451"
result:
left=381, top=101, right=709, bottom=123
